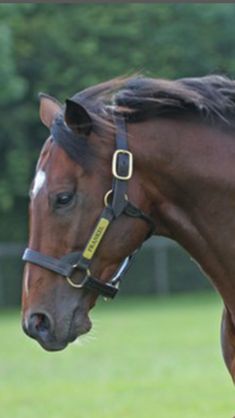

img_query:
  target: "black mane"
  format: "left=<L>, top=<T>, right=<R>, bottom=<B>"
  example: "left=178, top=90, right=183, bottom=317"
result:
left=73, top=75, right=235, bottom=129
left=52, top=75, right=235, bottom=166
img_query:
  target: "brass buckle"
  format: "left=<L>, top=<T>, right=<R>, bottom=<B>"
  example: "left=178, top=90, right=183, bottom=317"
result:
left=66, top=268, right=91, bottom=288
left=112, top=150, right=133, bottom=180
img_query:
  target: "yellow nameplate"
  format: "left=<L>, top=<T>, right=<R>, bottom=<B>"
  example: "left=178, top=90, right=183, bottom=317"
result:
left=83, top=218, right=110, bottom=260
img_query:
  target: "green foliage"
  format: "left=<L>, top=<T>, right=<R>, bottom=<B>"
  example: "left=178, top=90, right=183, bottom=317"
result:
left=1, top=4, right=235, bottom=240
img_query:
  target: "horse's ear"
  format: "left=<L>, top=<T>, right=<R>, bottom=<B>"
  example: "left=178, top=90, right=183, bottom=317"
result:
left=39, top=93, right=62, bottom=128
left=65, top=99, right=92, bottom=135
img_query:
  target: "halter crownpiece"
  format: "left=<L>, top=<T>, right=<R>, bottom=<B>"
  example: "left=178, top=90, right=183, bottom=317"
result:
left=22, top=116, right=155, bottom=299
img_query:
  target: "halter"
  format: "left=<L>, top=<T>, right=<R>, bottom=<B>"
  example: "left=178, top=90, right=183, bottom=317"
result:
left=22, top=116, right=155, bottom=299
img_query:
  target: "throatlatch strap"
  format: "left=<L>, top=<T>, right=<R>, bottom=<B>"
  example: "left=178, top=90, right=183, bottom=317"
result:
left=124, top=202, right=156, bottom=238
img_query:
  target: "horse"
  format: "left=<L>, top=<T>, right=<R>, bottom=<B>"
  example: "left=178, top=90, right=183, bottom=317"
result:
left=22, top=74, right=235, bottom=382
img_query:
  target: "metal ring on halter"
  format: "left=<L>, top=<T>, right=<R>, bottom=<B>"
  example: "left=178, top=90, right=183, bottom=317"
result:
left=104, top=189, right=128, bottom=207
left=66, top=268, right=91, bottom=288
left=104, top=189, right=113, bottom=207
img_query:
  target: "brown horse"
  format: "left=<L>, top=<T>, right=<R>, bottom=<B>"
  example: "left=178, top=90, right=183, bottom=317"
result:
left=22, top=75, right=235, bottom=381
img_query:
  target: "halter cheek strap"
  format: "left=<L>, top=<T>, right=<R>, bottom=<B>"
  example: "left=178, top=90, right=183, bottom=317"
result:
left=22, top=116, right=155, bottom=299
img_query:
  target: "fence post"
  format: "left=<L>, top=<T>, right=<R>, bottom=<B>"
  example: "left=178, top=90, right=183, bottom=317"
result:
left=144, top=237, right=173, bottom=295
left=0, top=261, right=4, bottom=307
left=153, top=244, right=169, bottom=294
left=0, top=243, right=24, bottom=307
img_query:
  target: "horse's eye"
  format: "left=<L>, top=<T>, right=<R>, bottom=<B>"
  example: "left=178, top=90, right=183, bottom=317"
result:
left=55, top=192, right=74, bottom=207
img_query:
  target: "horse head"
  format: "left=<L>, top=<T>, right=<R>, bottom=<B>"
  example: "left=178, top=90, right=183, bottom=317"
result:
left=22, top=87, right=153, bottom=350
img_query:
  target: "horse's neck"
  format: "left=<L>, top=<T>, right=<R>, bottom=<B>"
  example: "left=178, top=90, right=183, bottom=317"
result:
left=130, top=118, right=235, bottom=317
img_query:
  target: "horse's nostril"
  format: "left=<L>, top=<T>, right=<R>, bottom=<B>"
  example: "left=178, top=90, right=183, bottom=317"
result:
left=34, top=313, right=50, bottom=332
left=26, top=312, right=53, bottom=341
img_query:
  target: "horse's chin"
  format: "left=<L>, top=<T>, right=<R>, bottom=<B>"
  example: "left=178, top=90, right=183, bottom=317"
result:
left=38, top=340, right=68, bottom=352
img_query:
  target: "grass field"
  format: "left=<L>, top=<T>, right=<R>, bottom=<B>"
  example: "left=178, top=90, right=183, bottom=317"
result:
left=0, top=292, right=234, bottom=418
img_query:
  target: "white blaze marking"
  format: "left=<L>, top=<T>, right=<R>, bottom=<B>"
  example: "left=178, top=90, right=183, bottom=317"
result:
left=32, top=170, right=46, bottom=198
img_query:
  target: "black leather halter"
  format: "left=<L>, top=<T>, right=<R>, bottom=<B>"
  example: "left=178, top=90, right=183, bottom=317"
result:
left=22, top=116, right=155, bottom=299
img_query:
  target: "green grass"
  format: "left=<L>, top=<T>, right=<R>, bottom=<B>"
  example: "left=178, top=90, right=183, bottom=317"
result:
left=0, top=292, right=234, bottom=418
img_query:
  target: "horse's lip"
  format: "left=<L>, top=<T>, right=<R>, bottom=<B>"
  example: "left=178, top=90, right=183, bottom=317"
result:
left=37, top=324, right=91, bottom=351
left=37, top=338, right=68, bottom=352
left=67, top=319, right=92, bottom=343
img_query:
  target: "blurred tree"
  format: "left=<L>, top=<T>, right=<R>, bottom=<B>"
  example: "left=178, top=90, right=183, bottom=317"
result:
left=1, top=3, right=235, bottom=240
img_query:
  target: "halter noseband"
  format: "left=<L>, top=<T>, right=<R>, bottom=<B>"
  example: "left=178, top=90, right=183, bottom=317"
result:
left=22, top=116, right=155, bottom=299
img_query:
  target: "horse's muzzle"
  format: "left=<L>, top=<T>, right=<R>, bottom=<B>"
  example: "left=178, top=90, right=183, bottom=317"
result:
left=22, top=306, right=92, bottom=351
